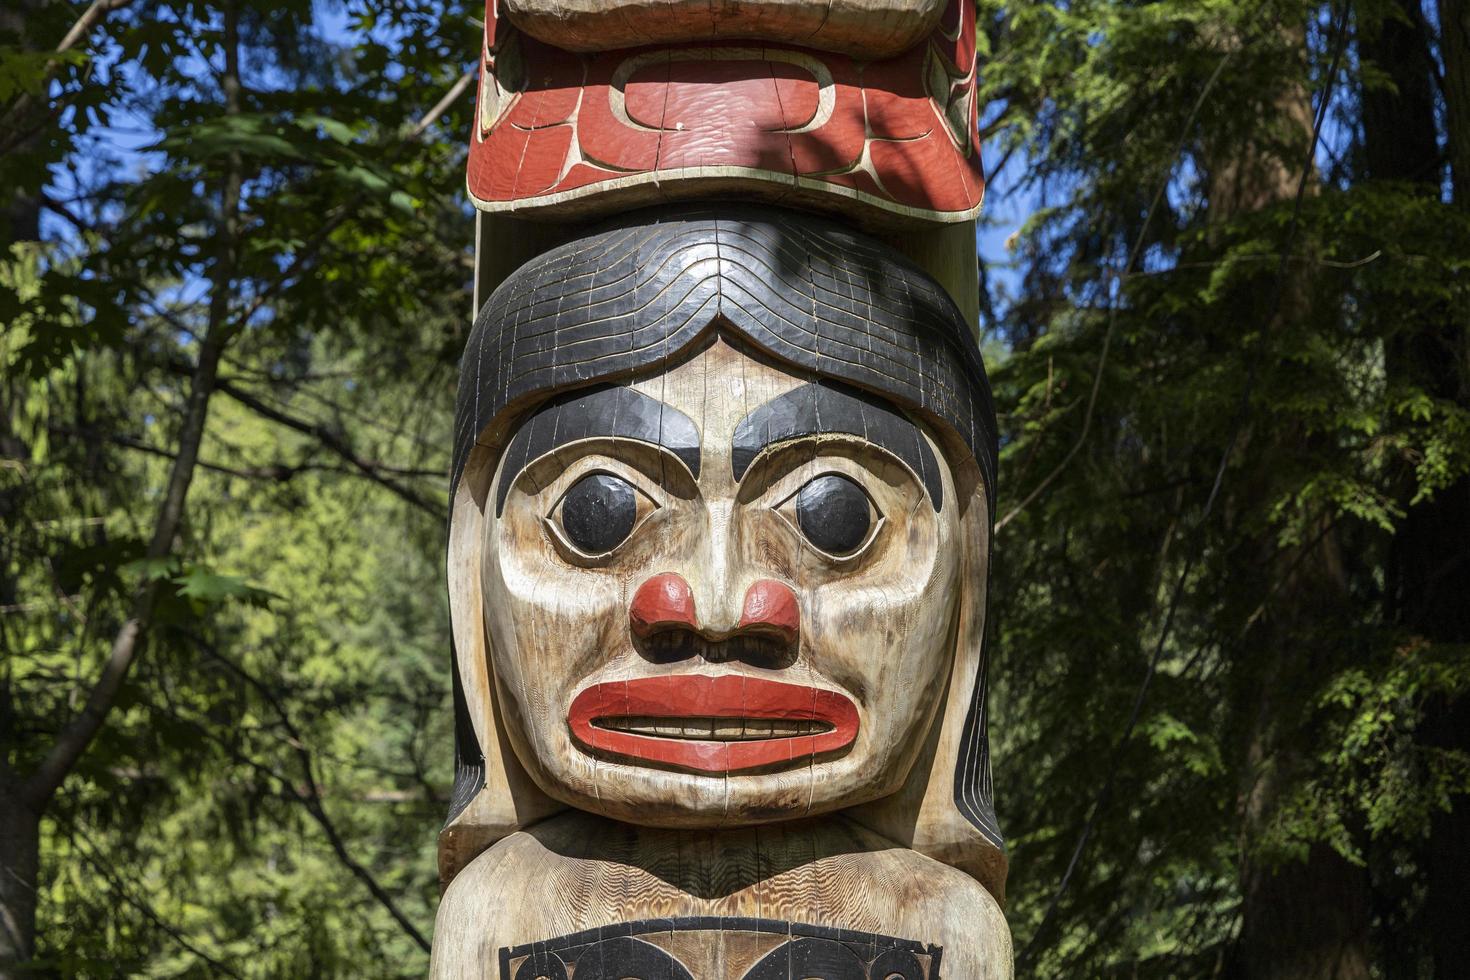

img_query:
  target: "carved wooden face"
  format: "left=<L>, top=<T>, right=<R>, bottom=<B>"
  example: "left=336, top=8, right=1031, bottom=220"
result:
left=480, top=338, right=966, bottom=825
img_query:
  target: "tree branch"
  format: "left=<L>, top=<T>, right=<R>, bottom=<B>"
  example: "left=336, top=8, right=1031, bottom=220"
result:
left=209, top=378, right=446, bottom=519
left=66, top=827, right=244, bottom=979
left=0, top=0, right=135, bottom=145
left=88, top=428, right=444, bottom=484
left=995, top=46, right=1237, bottom=534
left=188, top=636, right=432, bottom=952
left=18, top=0, right=244, bottom=813
left=55, top=0, right=134, bottom=55
left=226, top=65, right=477, bottom=331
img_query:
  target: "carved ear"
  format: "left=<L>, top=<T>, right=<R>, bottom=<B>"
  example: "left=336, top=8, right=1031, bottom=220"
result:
left=438, top=454, right=564, bottom=888
left=847, top=458, right=1007, bottom=902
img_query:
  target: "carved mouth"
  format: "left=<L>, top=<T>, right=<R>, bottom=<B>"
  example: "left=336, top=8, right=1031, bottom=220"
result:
left=568, top=674, right=859, bottom=773
left=594, top=716, right=834, bottom=741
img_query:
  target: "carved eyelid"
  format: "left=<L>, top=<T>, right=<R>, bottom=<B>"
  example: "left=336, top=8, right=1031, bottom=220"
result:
left=738, top=434, right=918, bottom=510
left=518, top=439, right=687, bottom=506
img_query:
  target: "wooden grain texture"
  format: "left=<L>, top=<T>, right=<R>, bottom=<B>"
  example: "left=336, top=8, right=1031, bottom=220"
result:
left=499, top=0, right=946, bottom=58
left=450, top=209, right=998, bottom=510
left=473, top=214, right=982, bottom=340
left=482, top=338, right=957, bottom=819
left=431, top=811, right=1012, bottom=979
left=884, top=221, right=982, bottom=340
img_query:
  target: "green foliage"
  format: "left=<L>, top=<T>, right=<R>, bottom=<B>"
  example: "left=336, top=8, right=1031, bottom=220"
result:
left=3, top=0, right=1468, bottom=975
left=2, top=0, right=471, bottom=973
left=979, top=0, right=1470, bottom=972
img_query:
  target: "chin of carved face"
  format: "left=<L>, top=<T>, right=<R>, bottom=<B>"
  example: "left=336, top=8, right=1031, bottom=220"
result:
left=480, top=339, right=962, bottom=825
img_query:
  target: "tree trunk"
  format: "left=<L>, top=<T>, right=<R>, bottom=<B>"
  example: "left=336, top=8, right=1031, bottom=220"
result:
left=0, top=0, right=41, bottom=244
left=1359, top=0, right=1440, bottom=184
left=0, top=804, right=39, bottom=974
left=1, top=1, right=48, bottom=969
left=1384, top=200, right=1470, bottom=980
left=1440, top=0, right=1470, bottom=200
left=1239, top=839, right=1372, bottom=980
left=0, top=3, right=245, bottom=968
left=1206, top=18, right=1374, bottom=978
left=1359, top=0, right=1470, bottom=973
left=1233, top=530, right=1371, bottom=980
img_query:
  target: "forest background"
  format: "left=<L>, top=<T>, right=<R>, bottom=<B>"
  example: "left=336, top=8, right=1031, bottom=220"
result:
left=2, top=0, right=1468, bottom=975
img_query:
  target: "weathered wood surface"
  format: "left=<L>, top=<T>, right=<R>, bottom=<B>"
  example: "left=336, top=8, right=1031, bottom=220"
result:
left=501, top=0, right=947, bottom=58
left=478, top=338, right=961, bottom=823
left=431, top=811, right=1012, bottom=979
left=471, top=213, right=981, bottom=339
left=437, top=319, right=1008, bottom=973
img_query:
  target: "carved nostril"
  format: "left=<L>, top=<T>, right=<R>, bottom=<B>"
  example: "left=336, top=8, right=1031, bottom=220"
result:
left=738, top=579, right=800, bottom=644
left=629, top=572, right=697, bottom=639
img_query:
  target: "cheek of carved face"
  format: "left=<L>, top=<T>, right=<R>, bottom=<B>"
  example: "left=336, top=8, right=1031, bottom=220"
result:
left=480, top=342, right=963, bottom=825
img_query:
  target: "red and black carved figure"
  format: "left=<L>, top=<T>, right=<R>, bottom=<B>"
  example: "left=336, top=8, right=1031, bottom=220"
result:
left=431, top=3, right=1010, bottom=978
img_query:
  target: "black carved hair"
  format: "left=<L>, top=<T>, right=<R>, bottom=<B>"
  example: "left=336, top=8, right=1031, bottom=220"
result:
left=450, top=206, right=997, bottom=511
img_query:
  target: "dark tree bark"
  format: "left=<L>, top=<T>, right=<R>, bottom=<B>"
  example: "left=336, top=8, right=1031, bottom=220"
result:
left=1441, top=0, right=1470, bottom=199
left=1358, top=1, right=1470, bottom=974
left=0, top=808, right=39, bottom=970
left=1359, top=0, right=1441, bottom=183
left=1, top=0, right=51, bottom=969
left=1233, top=531, right=1371, bottom=980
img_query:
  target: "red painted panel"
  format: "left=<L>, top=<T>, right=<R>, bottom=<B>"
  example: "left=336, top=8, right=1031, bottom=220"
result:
left=466, top=0, right=985, bottom=224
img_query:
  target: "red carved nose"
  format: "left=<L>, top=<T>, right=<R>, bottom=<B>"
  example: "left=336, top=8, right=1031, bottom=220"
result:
left=738, top=579, right=800, bottom=644
left=629, top=573, right=697, bottom=638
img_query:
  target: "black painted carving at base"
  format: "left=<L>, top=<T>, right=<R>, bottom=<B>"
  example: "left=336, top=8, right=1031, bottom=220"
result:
left=496, top=917, right=942, bottom=980
left=569, top=936, right=694, bottom=980
left=743, top=937, right=866, bottom=980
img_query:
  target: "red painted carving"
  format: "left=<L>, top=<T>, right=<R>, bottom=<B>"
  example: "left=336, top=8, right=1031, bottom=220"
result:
left=738, top=580, right=801, bottom=645
left=468, top=0, right=983, bottom=226
left=567, top=675, right=861, bottom=773
left=629, top=572, right=698, bottom=639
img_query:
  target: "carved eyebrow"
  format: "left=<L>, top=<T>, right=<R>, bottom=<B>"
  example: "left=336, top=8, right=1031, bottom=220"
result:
left=495, top=385, right=701, bottom=515
left=731, top=382, right=943, bottom=510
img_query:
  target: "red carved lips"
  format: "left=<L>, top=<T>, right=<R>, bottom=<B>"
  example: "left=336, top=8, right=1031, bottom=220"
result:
left=567, top=674, right=859, bottom=773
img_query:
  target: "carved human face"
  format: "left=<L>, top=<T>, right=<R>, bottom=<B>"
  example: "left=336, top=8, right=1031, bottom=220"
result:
left=480, top=338, right=965, bottom=825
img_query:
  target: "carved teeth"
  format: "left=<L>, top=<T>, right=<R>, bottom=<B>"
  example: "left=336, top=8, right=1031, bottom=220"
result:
left=595, top=717, right=832, bottom=741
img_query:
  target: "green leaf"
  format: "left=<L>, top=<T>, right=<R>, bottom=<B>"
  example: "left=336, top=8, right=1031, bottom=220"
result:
left=172, top=568, right=281, bottom=609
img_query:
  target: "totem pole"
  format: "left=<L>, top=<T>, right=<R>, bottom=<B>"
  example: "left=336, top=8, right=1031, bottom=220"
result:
left=431, top=0, right=1009, bottom=975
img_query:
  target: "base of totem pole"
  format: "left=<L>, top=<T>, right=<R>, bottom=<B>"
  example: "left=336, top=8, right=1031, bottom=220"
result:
left=431, top=811, right=1011, bottom=979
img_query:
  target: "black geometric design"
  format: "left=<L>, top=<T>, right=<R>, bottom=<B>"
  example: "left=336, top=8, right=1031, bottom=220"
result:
left=731, top=381, right=943, bottom=510
left=743, top=937, right=868, bottom=980
left=558, top=936, right=694, bottom=980
left=494, top=384, right=701, bottom=515
left=451, top=206, right=996, bottom=513
left=497, top=917, right=942, bottom=980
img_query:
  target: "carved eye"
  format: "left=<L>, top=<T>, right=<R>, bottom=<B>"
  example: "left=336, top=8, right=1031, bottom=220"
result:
left=558, top=473, right=639, bottom=554
left=792, top=473, right=878, bottom=557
